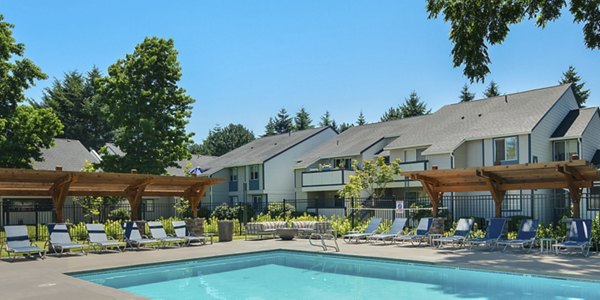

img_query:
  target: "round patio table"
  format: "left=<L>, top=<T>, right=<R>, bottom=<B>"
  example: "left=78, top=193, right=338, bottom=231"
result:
left=276, top=228, right=299, bottom=240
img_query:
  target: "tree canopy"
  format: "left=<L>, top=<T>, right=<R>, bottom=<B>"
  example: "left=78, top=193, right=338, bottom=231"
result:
left=319, top=111, right=338, bottom=131
left=380, top=106, right=402, bottom=122
left=483, top=80, right=501, bottom=98
left=459, top=84, right=475, bottom=102
left=356, top=111, right=367, bottom=125
left=426, top=0, right=600, bottom=82
left=42, top=67, right=113, bottom=150
left=0, top=15, right=63, bottom=168
left=294, top=107, right=314, bottom=130
left=400, top=91, right=431, bottom=117
left=97, top=37, right=194, bottom=174
left=264, top=108, right=293, bottom=136
left=559, top=65, right=590, bottom=107
left=338, top=156, right=402, bottom=200
left=197, top=123, right=255, bottom=156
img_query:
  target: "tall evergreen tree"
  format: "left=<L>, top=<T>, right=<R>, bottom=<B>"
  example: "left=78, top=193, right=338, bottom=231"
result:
left=559, top=65, right=590, bottom=107
left=294, top=107, right=313, bottom=130
left=42, top=67, right=113, bottom=150
left=459, top=84, right=475, bottom=102
left=338, top=122, right=354, bottom=133
left=264, top=117, right=276, bottom=136
left=199, top=124, right=255, bottom=156
left=271, top=108, right=293, bottom=134
left=0, top=15, right=63, bottom=168
left=97, top=37, right=194, bottom=175
left=356, top=111, right=366, bottom=125
left=483, top=80, right=501, bottom=98
left=319, top=111, right=338, bottom=131
left=380, top=106, right=402, bottom=122
left=400, top=91, right=431, bottom=117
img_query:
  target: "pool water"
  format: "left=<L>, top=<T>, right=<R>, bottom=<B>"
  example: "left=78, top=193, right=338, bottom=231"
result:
left=72, top=250, right=600, bottom=300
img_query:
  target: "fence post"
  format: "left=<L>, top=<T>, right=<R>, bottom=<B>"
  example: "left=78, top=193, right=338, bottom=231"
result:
left=351, top=197, right=355, bottom=229
left=283, top=199, right=286, bottom=220
left=35, top=202, right=39, bottom=241
left=315, top=198, right=319, bottom=218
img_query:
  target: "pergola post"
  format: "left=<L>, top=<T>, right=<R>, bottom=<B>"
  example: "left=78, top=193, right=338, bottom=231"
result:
left=422, top=182, right=443, bottom=217
left=51, top=166, right=75, bottom=223
left=558, top=165, right=583, bottom=218
left=186, top=180, right=208, bottom=219
left=125, top=169, right=151, bottom=221
left=477, top=170, right=505, bottom=218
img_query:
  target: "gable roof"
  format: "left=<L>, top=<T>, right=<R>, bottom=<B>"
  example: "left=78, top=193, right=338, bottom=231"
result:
left=385, top=84, right=573, bottom=155
left=166, top=155, right=218, bottom=176
left=204, top=127, right=332, bottom=175
left=551, top=107, right=598, bottom=139
left=33, top=138, right=100, bottom=171
left=295, top=115, right=430, bottom=168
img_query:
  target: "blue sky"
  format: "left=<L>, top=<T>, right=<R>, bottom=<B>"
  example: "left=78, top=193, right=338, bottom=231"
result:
left=3, top=1, right=599, bottom=142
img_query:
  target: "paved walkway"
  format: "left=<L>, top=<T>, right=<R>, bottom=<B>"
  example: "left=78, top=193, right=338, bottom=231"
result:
left=1, top=239, right=599, bottom=299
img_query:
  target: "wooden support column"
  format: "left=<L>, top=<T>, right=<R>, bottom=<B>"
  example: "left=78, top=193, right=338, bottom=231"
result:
left=125, top=170, right=151, bottom=221
left=420, top=181, right=443, bottom=217
left=50, top=166, right=75, bottom=223
left=558, top=165, right=583, bottom=218
left=186, top=183, right=208, bottom=218
left=477, top=170, right=505, bottom=218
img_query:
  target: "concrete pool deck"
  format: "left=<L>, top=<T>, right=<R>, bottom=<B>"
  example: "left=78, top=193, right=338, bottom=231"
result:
left=1, top=239, right=599, bottom=299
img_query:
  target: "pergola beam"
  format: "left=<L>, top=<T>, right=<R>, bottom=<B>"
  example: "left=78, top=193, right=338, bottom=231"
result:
left=477, top=169, right=505, bottom=217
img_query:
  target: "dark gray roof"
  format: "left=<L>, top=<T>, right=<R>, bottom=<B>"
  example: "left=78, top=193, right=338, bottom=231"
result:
left=166, top=155, right=218, bottom=176
left=551, top=108, right=598, bottom=139
left=33, top=138, right=100, bottom=171
left=385, top=84, right=573, bottom=154
left=295, top=116, right=430, bottom=168
left=204, top=127, right=333, bottom=175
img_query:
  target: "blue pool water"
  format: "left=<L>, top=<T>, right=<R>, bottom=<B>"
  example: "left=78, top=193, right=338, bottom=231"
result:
left=72, top=250, right=600, bottom=300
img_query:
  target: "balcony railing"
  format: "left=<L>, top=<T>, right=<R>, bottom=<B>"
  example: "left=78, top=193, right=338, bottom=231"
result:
left=229, top=181, right=238, bottom=192
left=301, top=169, right=354, bottom=187
left=249, top=179, right=260, bottom=190
left=396, top=160, right=428, bottom=180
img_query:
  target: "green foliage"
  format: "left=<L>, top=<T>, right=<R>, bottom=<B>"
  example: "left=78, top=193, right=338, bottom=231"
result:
left=73, top=161, right=121, bottom=221
left=264, top=108, right=293, bottom=136
left=380, top=106, right=402, bottom=122
left=198, top=123, right=255, bottom=156
left=559, top=65, right=590, bottom=107
left=338, top=156, right=402, bottom=200
left=108, top=208, right=130, bottom=221
left=265, top=202, right=295, bottom=219
left=319, top=111, right=338, bottom=131
left=426, top=0, right=600, bottom=82
left=338, top=122, right=353, bottom=133
left=329, top=215, right=353, bottom=236
left=381, top=91, right=430, bottom=121
left=97, top=37, right=194, bottom=175
left=536, top=222, right=567, bottom=239
left=483, top=80, right=501, bottom=98
left=294, top=107, right=314, bottom=130
left=356, top=111, right=367, bottom=126
left=232, top=203, right=255, bottom=222
left=211, top=203, right=236, bottom=220
left=592, top=213, right=600, bottom=249
left=459, top=84, right=475, bottom=102
left=41, top=68, right=113, bottom=150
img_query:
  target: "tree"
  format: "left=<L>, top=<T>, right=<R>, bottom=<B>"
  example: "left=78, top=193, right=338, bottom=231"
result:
left=559, top=65, right=590, bottom=107
left=338, top=122, right=354, bottom=133
left=459, top=84, right=475, bottom=102
left=73, top=161, right=121, bottom=222
left=319, top=111, right=338, bottom=131
left=483, top=80, right=501, bottom=98
left=380, top=106, right=402, bottom=122
left=338, top=156, right=402, bottom=200
left=42, top=67, right=113, bottom=150
left=264, top=118, right=276, bottom=136
left=188, top=143, right=207, bottom=155
left=356, top=111, right=366, bottom=125
left=199, top=123, right=255, bottom=156
left=400, top=91, right=431, bottom=117
left=294, top=107, right=313, bottom=130
left=0, top=15, right=63, bottom=168
left=97, top=37, right=194, bottom=175
left=272, top=108, right=293, bottom=134
left=426, top=1, right=600, bottom=82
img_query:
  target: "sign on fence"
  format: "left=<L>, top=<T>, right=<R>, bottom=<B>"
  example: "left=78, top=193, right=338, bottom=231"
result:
left=395, top=200, right=404, bottom=213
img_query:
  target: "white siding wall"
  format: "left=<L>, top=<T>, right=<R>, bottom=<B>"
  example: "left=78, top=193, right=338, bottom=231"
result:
left=581, top=112, right=600, bottom=160
left=531, top=90, right=578, bottom=163
left=466, top=140, right=484, bottom=167
left=264, top=128, right=337, bottom=202
left=426, top=154, right=452, bottom=170
left=453, top=142, right=467, bottom=168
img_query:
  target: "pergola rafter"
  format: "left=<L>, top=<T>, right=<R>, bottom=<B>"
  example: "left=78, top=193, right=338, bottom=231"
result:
left=401, top=159, right=600, bottom=218
left=0, top=167, right=223, bottom=222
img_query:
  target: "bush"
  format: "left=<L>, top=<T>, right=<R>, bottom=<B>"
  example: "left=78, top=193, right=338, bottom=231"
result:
left=231, top=203, right=255, bottom=222
left=211, top=203, right=236, bottom=220
left=108, top=208, right=130, bottom=221
left=265, top=202, right=295, bottom=219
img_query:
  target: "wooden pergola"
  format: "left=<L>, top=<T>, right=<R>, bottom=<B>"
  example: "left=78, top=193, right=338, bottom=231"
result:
left=401, top=159, right=600, bottom=218
left=0, top=167, right=223, bottom=222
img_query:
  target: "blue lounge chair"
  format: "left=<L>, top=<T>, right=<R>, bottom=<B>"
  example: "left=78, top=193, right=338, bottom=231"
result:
left=86, top=223, right=125, bottom=252
left=368, top=218, right=407, bottom=244
left=465, top=218, right=506, bottom=250
left=553, top=219, right=593, bottom=256
left=123, top=222, right=158, bottom=250
left=46, top=223, right=86, bottom=256
left=172, top=220, right=207, bottom=246
left=2, top=225, right=45, bottom=262
left=433, top=218, right=474, bottom=248
left=497, top=219, right=539, bottom=252
left=342, top=218, right=382, bottom=243
left=394, top=217, right=433, bottom=246
left=148, top=221, right=185, bottom=248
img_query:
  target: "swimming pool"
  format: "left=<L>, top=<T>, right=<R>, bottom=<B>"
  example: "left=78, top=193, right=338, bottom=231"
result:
left=72, top=250, right=600, bottom=299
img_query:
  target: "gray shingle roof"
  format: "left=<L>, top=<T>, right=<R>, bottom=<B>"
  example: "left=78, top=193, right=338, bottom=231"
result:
left=33, top=138, right=100, bottom=171
left=204, top=127, right=332, bottom=175
left=295, top=115, right=431, bottom=168
left=166, top=155, right=218, bottom=176
left=551, top=107, right=598, bottom=139
left=385, top=84, right=573, bottom=154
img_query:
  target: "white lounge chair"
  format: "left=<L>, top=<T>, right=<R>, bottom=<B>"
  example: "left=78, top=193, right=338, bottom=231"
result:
left=342, top=218, right=382, bottom=243
left=123, top=222, right=159, bottom=250
left=2, top=225, right=45, bottom=262
left=46, top=223, right=86, bottom=256
left=172, top=220, right=207, bottom=246
left=368, top=218, right=407, bottom=245
left=86, top=223, right=125, bottom=252
left=553, top=219, right=593, bottom=256
left=148, top=221, right=185, bottom=248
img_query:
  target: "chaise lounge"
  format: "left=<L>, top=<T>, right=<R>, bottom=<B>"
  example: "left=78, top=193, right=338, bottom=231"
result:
left=553, top=219, right=593, bottom=256
left=46, top=223, right=86, bottom=256
left=2, top=225, right=46, bottom=262
left=342, top=217, right=382, bottom=243
left=86, top=223, right=125, bottom=252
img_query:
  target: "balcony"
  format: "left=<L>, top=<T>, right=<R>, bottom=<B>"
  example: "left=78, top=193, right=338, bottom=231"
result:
left=301, top=169, right=354, bottom=191
left=229, top=181, right=238, bottom=192
left=389, top=160, right=428, bottom=188
left=249, top=179, right=260, bottom=191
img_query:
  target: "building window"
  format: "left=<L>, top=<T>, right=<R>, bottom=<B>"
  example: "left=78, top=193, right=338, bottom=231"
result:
left=553, top=140, right=579, bottom=161
left=494, top=136, right=518, bottom=164
left=334, top=158, right=352, bottom=170
left=588, top=188, right=600, bottom=211
left=250, top=165, right=259, bottom=180
left=230, top=168, right=238, bottom=182
left=416, top=148, right=427, bottom=161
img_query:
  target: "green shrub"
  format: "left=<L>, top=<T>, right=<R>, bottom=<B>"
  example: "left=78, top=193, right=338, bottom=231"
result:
left=69, top=223, right=88, bottom=241
left=211, top=203, right=236, bottom=220
left=265, top=202, right=295, bottom=219
left=108, top=208, right=130, bottom=221
left=232, top=203, right=255, bottom=222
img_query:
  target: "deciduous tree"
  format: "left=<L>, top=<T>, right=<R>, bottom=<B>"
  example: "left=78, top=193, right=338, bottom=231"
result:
left=199, top=123, right=255, bottom=156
